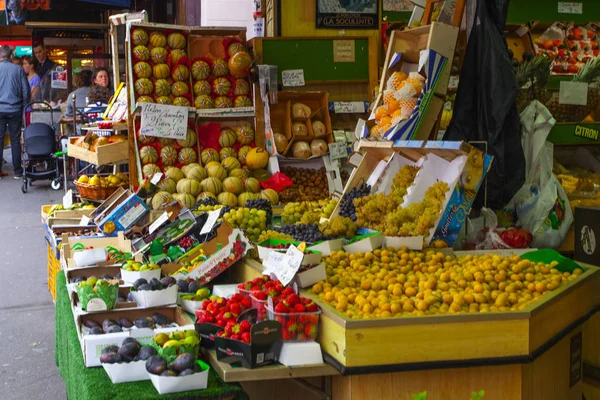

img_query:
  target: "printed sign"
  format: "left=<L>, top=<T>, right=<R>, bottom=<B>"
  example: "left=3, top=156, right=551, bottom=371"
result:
left=51, top=70, right=67, bottom=89
left=574, top=125, right=600, bottom=141
left=140, top=103, right=188, bottom=140
left=333, top=40, right=355, bottom=62
left=253, top=17, right=265, bottom=38
left=282, top=69, right=305, bottom=87
left=558, top=2, right=583, bottom=14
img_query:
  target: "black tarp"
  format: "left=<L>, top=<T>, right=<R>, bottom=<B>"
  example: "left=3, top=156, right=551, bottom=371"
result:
left=445, top=0, right=525, bottom=210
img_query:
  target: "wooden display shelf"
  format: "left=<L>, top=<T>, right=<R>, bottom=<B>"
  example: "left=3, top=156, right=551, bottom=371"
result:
left=303, top=264, right=600, bottom=373
left=203, top=349, right=338, bottom=383
left=67, top=137, right=129, bottom=166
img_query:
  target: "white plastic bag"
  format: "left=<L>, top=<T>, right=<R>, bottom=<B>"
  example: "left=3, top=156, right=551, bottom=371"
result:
left=508, top=101, right=573, bottom=249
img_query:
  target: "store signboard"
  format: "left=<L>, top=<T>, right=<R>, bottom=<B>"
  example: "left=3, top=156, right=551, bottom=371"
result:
left=0, top=40, right=32, bottom=57
left=316, top=0, right=378, bottom=29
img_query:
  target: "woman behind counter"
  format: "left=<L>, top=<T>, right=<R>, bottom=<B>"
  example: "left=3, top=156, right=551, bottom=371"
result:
left=22, top=56, right=41, bottom=101
left=64, top=70, right=93, bottom=119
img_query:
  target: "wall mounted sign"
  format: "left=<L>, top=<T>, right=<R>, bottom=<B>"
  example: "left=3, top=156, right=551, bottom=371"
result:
left=316, top=0, right=378, bottom=29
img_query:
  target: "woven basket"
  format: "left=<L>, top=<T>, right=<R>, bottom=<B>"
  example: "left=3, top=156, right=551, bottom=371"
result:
left=74, top=181, right=127, bottom=201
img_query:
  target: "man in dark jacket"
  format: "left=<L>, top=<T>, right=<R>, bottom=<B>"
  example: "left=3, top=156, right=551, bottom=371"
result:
left=33, top=42, right=56, bottom=103
left=0, top=45, right=30, bottom=179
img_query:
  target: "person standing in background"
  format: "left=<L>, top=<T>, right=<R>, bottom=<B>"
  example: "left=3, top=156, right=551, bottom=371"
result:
left=0, top=45, right=30, bottom=179
left=11, top=55, right=21, bottom=66
left=22, top=55, right=41, bottom=101
left=33, top=42, right=57, bottom=102
left=92, top=67, right=114, bottom=98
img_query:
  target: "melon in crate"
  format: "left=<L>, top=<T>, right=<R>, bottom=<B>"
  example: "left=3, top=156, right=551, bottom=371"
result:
left=161, top=146, right=178, bottom=166
left=172, top=64, right=190, bottom=82
left=244, top=177, right=261, bottom=193
left=229, top=51, right=252, bottom=78
left=154, top=79, right=171, bottom=97
left=218, top=128, right=237, bottom=148
left=185, top=165, right=208, bottom=181
left=192, top=60, right=211, bottom=81
left=153, top=63, right=170, bottom=79
left=156, top=96, right=171, bottom=105
left=132, top=28, right=148, bottom=46
left=134, top=61, right=152, bottom=78
left=173, top=193, right=195, bottom=209
left=228, top=168, right=249, bottom=180
left=204, top=161, right=221, bottom=169
left=165, top=166, right=185, bottom=182
left=143, top=163, right=161, bottom=179
left=212, top=58, right=229, bottom=77
left=157, top=178, right=177, bottom=194
left=238, top=192, right=259, bottom=207
left=215, top=97, right=233, bottom=109
left=178, top=148, right=197, bottom=165
left=171, top=49, right=187, bottom=64
left=234, top=96, right=252, bottom=108
left=137, top=134, right=155, bottom=145
left=135, top=78, right=153, bottom=95
left=132, top=45, right=150, bottom=61
left=151, top=191, right=173, bottom=210
left=234, top=79, right=250, bottom=96
left=139, top=146, right=159, bottom=164
left=151, top=47, right=168, bottom=64
left=177, top=178, right=202, bottom=196
left=207, top=164, right=227, bottom=181
left=213, top=77, right=232, bottom=96
left=222, top=156, right=241, bottom=173
left=246, top=148, right=268, bottom=170
left=181, top=163, right=200, bottom=174
left=149, top=31, right=167, bottom=47
left=177, top=129, right=198, bottom=148
left=223, top=176, right=244, bottom=195
left=218, top=192, right=238, bottom=207
left=237, top=145, right=251, bottom=165
left=201, top=177, right=223, bottom=195
left=172, top=81, right=189, bottom=97
left=197, top=192, right=217, bottom=201
left=158, top=137, right=174, bottom=146
left=220, top=147, right=237, bottom=161
left=137, top=96, right=154, bottom=104
left=193, top=80, right=211, bottom=96
left=168, top=32, right=187, bottom=50
left=260, top=188, right=279, bottom=205
left=235, top=124, right=254, bottom=145
left=173, top=97, right=191, bottom=107
left=201, top=148, right=220, bottom=165
left=195, top=95, right=214, bottom=109
left=228, top=42, right=247, bottom=57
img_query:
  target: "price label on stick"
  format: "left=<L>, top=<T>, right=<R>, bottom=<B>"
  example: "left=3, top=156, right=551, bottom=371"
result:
left=63, top=189, right=73, bottom=209
left=79, top=215, right=91, bottom=226
left=140, top=103, right=188, bottom=140
left=200, top=209, right=221, bottom=235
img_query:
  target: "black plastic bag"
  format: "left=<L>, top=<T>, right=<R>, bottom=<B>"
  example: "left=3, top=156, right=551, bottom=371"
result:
left=445, top=0, right=525, bottom=210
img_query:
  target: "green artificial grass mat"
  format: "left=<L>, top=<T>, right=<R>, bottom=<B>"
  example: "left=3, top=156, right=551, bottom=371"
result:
left=55, top=271, right=247, bottom=400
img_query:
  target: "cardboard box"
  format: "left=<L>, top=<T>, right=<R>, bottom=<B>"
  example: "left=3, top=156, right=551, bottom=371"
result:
left=97, top=193, right=148, bottom=237
left=130, top=208, right=196, bottom=254
left=120, top=268, right=161, bottom=285
left=148, top=361, right=209, bottom=394
left=308, top=239, right=345, bottom=256
left=131, top=285, right=178, bottom=308
left=575, top=207, right=600, bottom=266
left=69, top=285, right=136, bottom=312
left=66, top=265, right=123, bottom=284
left=384, top=23, right=459, bottom=97
left=67, top=136, right=129, bottom=166
left=162, top=223, right=252, bottom=284
left=344, top=232, right=384, bottom=253
left=102, top=359, right=148, bottom=384
left=294, top=263, right=326, bottom=289
left=62, top=232, right=139, bottom=270
left=214, top=320, right=283, bottom=369
left=339, top=140, right=493, bottom=247
left=76, top=306, right=192, bottom=367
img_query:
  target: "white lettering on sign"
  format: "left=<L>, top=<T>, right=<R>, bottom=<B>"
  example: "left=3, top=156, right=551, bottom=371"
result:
left=334, top=101, right=366, bottom=113
left=558, top=2, right=583, bottom=14
left=140, top=103, right=188, bottom=140
left=282, top=69, right=305, bottom=87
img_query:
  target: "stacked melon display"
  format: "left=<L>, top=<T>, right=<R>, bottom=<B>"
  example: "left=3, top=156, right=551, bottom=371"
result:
left=150, top=122, right=276, bottom=210
left=191, top=39, right=253, bottom=110
left=130, top=27, right=192, bottom=106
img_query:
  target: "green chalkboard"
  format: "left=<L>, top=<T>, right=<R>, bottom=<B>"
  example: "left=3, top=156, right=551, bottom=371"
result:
left=508, top=1, right=598, bottom=25
left=261, top=38, right=370, bottom=82
left=382, top=11, right=411, bottom=22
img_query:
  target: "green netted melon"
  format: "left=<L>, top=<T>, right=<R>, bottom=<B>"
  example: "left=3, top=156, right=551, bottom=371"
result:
left=260, top=188, right=279, bottom=205
left=222, top=157, right=241, bottom=173
left=206, top=164, right=227, bottom=181
left=200, top=177, right=223, bottom=195
left=151, top=191, right=173, bottom=210
left=201, top=148, right=220, bottom=165
left=164, top=166, right=184, bottom=183
left=160, top=146, right=178, bottom=166
left=223, top=176, right=244, bottom=195
left=244, top=177, right=261, bottom=193
left=176, top=178, right=202, bottom=196
left=177, top=129, right=198, bottom=148
left=217, top=192, right=238, bottom=207
left=157, top=178, right=177, bottom=194
left=185, top=165, right=208, bottom=182
left=173, top=193, right=195, bottom=209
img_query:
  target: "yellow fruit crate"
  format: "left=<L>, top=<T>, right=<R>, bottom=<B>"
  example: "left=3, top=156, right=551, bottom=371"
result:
left=47, top=242, right=60, bottom=301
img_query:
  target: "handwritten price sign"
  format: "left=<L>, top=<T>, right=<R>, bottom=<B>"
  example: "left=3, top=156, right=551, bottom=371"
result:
left=140, top=103, right=188, bottom=140
left=282, top=69, right=305, bottom=87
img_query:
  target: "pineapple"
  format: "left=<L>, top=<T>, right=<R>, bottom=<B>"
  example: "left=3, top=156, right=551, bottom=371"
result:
left=516, top=54, right=551, bottom=112
left=546, top=56, right=600, bottom=122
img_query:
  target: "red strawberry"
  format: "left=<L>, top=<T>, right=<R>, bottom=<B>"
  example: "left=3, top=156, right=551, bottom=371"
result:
left=231, top=333, right=241, bottom=341
left=294, top=304, right=306, bottom=312
left=241, top=298, right=251, bottom=309
left=230, top=302, right=242, bottom=315
left=254, top=291, right=268, bottom=300
left=239, top=320, right=252, bottom=332
left=274, top=302, right=288, bottom=313
left=217, top=331, right=226, bottom=337
left=282, top=287, right=294, bottom=296
left=305, top=324, right=317, bottom=338
left=286, top=294, right=300, bottom=306
left=305, top=302, right=319, bottom=312
left=241, top=332, right=251, bottom=343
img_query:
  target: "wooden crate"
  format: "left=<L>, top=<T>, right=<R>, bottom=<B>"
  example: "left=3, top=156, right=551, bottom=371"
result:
left=67, top=137, right=129, bottom=166
left=303, top=264, right=600, bottom=371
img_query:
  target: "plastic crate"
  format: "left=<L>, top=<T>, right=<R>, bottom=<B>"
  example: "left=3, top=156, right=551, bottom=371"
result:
left=250, top=294, right=267, bottom=322
left=265, top=305, right=320, bottom=341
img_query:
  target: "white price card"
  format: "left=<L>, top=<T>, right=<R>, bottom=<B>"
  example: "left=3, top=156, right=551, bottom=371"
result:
left=277, top=245, right=305, bottom=286
left=79, top=215, right=91, bottom=226
left=448, top=76, right=459, bottom=90
left=263, top=250, right=286, bottom=276
left=334, top=101, right=366, bottom=113
left=329, top=141, right=348, bottom=160
left=63, top=189, right=73, bottom=209
left=149, top=212, right=169, bottom=235
left=200, top=209, right=221, bottom=235
left=140, top=103, right=188, bottom=140
left=150, top=172, right=163, bottom=185
left=253, top=17, right=265, bottom=38
left=558, top=2, right=583, bottom=14
left=559, top=81, right=589, bottom=106
left=282, top=69, right=305, bottom=87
